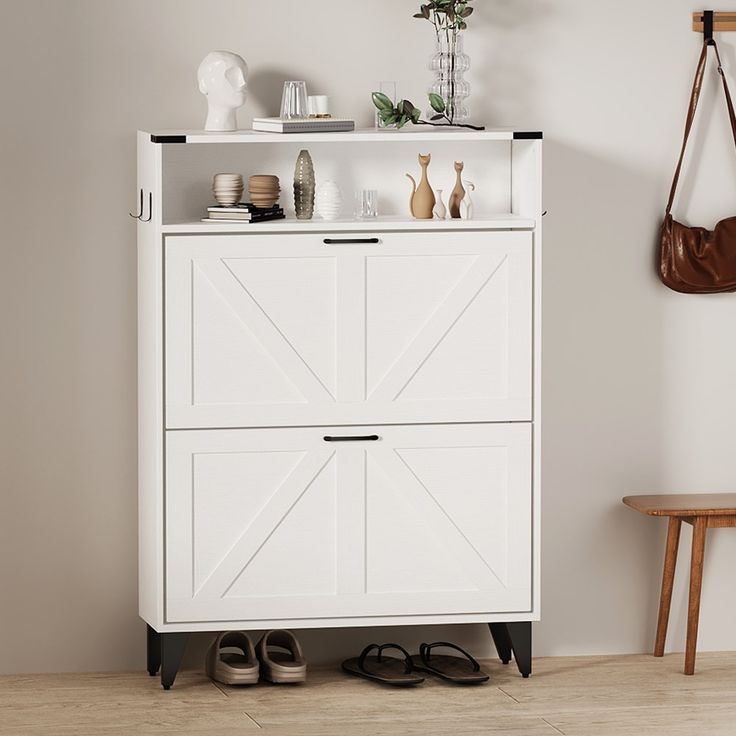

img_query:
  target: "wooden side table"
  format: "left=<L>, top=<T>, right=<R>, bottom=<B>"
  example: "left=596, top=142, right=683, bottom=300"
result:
left=623, top=493, right=736, bottom=675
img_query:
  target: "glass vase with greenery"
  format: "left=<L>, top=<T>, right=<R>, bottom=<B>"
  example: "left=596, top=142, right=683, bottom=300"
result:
left=372, top=0, right=483, bottom=130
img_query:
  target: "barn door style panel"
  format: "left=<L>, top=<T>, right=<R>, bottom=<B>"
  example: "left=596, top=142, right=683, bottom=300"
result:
left=165, top=423, right=532, bottom=624
left=362, top=233, right=532, bottom=423
left=166, top=428, right=344, bottom=623
left=165, top=232, right=532, bottom=429
left=165, top=237, right=340, bottom=429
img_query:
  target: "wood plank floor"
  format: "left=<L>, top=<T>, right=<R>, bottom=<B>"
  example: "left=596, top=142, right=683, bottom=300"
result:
left=2, top=652, right=736, bottom=735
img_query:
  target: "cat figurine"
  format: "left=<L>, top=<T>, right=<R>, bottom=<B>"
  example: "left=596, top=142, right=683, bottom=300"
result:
left=406, top=153, right=436, bottom=219
left=448, top=161, right=465, bottom=219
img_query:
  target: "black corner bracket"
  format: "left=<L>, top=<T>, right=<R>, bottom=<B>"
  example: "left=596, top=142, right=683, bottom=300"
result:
left=150, top=134, right=187, bottom=144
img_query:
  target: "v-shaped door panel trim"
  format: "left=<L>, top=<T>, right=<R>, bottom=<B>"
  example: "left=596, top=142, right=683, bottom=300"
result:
left=367, top=253, right=508, bottom=402
left=196, top=258, right=335, bottom=403
left=368, top=446, right=506, bottom=589
left=196, top=447, right=335, bottom=599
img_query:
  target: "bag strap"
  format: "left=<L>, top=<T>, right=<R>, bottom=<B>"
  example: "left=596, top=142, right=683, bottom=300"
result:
left=666, top=39, right=736, bottom=215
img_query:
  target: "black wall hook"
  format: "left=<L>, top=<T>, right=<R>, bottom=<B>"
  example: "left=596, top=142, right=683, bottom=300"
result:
left=704, top=9, right=714, bottom=44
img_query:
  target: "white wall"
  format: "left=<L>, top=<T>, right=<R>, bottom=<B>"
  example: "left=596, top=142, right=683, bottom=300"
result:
left=2, top=0, right=736, bottom=674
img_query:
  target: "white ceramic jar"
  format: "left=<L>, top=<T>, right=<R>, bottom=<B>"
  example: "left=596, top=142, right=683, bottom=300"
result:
left=314, top=180, right=342, bottom=220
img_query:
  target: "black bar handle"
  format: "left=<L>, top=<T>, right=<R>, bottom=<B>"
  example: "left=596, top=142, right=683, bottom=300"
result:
left=323, top=434, right=380, bottom=442
left=323, top=238, right=379, bottom=245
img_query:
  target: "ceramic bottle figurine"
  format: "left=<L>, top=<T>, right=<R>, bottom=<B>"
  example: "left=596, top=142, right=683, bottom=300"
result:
left=433, top=189, right=447, bottom=220
left=460, top=180, right=475, bottom=220
left=293, top=149, right=315, bottom=220
left=449, top=161, right=465, bottom=219
left=314, top=180, right=342, bottom=220
left=406, top=153, right=435, bottom=219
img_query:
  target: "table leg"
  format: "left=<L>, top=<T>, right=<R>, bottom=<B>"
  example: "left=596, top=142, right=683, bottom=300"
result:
left=654, top=517, right=682, bottom=657
left=684, top=516, right=707, bottom=675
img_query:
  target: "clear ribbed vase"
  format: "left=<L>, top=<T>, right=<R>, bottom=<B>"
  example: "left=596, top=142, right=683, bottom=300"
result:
left=427, top=33, right=470, bottom=124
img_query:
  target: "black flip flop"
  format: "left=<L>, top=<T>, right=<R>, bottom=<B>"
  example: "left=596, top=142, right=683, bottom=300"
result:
left=342, top=643, right=425, bottom=686
left=411, top=642, right=490, bottom=685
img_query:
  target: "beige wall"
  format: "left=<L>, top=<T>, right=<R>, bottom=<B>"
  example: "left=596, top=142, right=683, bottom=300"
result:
left=2, top=0, right=736, bottom=674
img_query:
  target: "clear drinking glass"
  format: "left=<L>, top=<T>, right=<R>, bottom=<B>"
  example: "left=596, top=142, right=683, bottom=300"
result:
left=280, top=81, right=308, bottom=120
left=375, top=81, right=397, bottom=129
left=356, top=190, right=378, bottom=219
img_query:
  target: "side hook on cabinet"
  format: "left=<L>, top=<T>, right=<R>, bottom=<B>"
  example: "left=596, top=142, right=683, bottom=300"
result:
left=129, top=189, right=152, bottom=222
left=141, top=192, right=152, bottom=222
left=129, top=188, right=144, bottom=219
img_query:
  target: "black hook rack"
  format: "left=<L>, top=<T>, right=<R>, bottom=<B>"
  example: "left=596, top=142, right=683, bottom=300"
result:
left=693, top=11, right=736, bottom=36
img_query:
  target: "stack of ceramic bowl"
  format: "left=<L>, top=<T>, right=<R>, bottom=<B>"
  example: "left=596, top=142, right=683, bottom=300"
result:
left=212, top=173, right=244, bottom=206
left=248, top=175, right=280, bottom=209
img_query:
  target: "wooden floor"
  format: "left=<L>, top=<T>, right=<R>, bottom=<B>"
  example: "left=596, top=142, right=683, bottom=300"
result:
left=2, top=652, right=736, bottom=735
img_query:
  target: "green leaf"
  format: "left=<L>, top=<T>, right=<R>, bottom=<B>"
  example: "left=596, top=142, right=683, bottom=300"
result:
left=410, top=107, right=421, bottom=123
left=458, top=20, right=467, bottom=29
left=397, top=114, right=410, bottom=129
left=430, top=113, right=445, bottom=121
left=460, top=5, right=473, bottom=17
left=421, top=4, right=431, bottom=19
left=401, top=99, right=416, bottom=117
left=428, top=93, right=446, bottom=113
left=413, top=12, right=425, bottom=17
left=372, top=92, right=394, bottom=112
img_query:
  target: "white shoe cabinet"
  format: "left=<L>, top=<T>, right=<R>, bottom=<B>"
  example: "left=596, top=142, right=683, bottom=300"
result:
left=137, top=128, right=542, bottom=688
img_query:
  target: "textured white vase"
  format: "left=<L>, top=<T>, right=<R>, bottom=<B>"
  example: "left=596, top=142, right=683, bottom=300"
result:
left=433, top=189, right=447, bottom=220
left=315, top=180, right=342, bottom=220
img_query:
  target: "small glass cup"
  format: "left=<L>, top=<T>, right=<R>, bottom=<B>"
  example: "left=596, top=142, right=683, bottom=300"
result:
left=356, top=190, right=378, bottom=219
left=280, top=81, right=308, bottom=120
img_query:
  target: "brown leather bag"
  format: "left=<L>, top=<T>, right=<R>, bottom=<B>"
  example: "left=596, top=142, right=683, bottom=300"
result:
left=659, top=39, right=736, bottom=293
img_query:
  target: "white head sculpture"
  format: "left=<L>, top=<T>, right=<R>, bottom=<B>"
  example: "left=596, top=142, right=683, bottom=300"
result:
left=197, top=51, right=248, bottom=132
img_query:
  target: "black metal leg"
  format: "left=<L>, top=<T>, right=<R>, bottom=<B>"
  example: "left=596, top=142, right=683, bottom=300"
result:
left=488, top=623, right=513, bottom=664
left=147, top=625, right=161, bottom=676
left=160, top=632, right=189, bottom=690
left=506, top=622, right=532, bottom=678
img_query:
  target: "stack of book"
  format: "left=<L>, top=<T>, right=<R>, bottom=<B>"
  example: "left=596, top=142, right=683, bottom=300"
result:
left=252, top=117, right=355, bottom=134
left=201, top=203, right=285, bottom=224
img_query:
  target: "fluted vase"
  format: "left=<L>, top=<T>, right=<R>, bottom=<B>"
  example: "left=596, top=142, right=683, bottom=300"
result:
left=427, top=33, right=470, bottom=124
left=293, top=149, right=315, bottom=220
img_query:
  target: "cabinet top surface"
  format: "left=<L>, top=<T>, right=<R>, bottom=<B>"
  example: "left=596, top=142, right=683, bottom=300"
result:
left=141, top=128, right=543, bottom=144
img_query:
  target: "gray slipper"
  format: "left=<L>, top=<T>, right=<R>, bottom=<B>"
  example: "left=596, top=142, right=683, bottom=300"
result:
left=205, top=631, right=259, bottom=686
left=257, top=630, right=307, bottom=684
